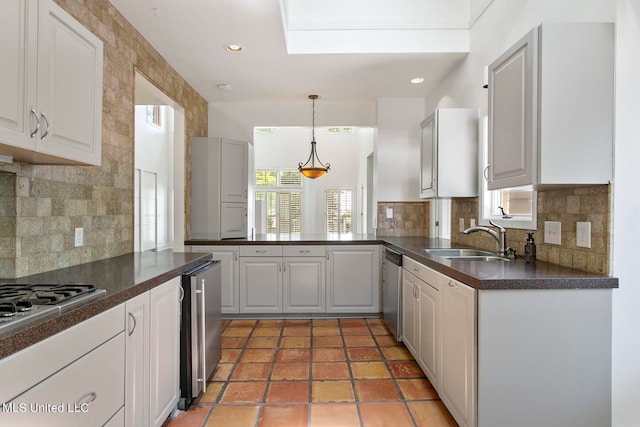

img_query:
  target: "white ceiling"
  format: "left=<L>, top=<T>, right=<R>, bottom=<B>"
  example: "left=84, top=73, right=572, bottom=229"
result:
left=109, top=0, right=480, bottom=104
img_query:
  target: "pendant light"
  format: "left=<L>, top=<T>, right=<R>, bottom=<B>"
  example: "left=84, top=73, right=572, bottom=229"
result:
left=298, top=94, right=330, bottom=179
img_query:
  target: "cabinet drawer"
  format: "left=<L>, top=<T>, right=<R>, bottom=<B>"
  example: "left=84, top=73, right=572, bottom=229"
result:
left=5, top=333, right=125, bottom=427
left=283, top=245, right=325, bottom=257
left=0, top=304, right=125, bottom=403
left=403, top=256, right=442, bottom=289
left=239, top=245, right=283, bottom=257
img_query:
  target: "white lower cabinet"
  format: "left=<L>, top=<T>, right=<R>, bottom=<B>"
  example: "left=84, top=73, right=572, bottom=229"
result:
left=189, top=245, right=239, bottom=313
left=0, top=305, right=125, bottom=427
left=440, top=278, right=476, bottom=427
left=402, top=256, right=474, bottom=427
left=193, top=243, right=380, bottom=314
left=125, top=276, right=182, bottom=427
left=238, top=245, right=327, bottom=314
left=326, top=245, right=380, bottom=313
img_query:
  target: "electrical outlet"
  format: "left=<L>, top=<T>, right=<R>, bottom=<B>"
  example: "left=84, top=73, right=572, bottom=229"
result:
left=576, top=222, right=591, bottom=248
left=74, top=228, right=83, bottom=247
left=544, top=221, right=562, bottom=245
left=459, top=218, right=465, bottom=232
left=470, top=218, right=476, bottom=227
left=386, top=208, right=393, bottom=219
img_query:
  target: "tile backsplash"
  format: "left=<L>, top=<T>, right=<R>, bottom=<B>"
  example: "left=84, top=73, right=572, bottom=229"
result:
left=0, top=0, right=208, bottom=278
left=451, top=185, right=610, bottom=274
left=376, top=201, right=430, bottom=237
left=376, top=185, right=610, bottom=274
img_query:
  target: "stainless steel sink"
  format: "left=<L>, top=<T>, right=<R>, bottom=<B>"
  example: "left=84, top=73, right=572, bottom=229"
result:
left=423, top=248, right=495, bottom=257
left=444, top=255, right=511, bottom=262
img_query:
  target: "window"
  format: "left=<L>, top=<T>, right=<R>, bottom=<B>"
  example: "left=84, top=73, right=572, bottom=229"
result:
left=326, top=189, right=353, bottom=234
left=146, top=105, right=161, bottom=128
left=479, top=114, right=537, bottom=229
left=255, top=169, right=302, bottom=235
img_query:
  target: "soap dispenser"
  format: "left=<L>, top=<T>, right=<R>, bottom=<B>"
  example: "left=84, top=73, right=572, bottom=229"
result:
left=524, top=232, right=536, bottom=264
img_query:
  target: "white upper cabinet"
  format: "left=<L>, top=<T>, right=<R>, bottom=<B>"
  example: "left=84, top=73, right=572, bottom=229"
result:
left=420, top=109, right=478, bottom=198
left=488, top=23, right=613, bottom=190
left=0, top=0, right=103, bottom=166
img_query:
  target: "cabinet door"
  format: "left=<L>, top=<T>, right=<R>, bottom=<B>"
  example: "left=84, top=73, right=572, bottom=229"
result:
left=191, top=246, right=239, bottom=314
left=419, top=113, right=436, bottom=198
left=220, top=202, right=247, bottom=238
left=0, top=0, right=37, bottom=150
left=239, top=257, right=282, bottom=313
left=149, top=277, right=181, bottom=427
left=401, top=271, right=419, bottom=357
left=125, top=292, right=150, bottom=427
left=36, top=0, right=103, bottom=165
left=283, top=257, right=325, bottom=313
left=418, top=281, right=440, bottom=389
left=488, top=27, right=536, bottom=190
left=440, top=279, right=476, bottom=427
left=326, top=245, right=380, bottom=313
left=221, top=138, right=247, bottom=203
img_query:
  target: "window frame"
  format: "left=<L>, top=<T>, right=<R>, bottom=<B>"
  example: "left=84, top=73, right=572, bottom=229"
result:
left=325, top=188, right=354, bottom=235
left=255, top=168, right=303, bottom=235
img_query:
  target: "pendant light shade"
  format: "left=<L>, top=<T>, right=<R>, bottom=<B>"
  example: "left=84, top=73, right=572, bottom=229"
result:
left=298, top=94, right=330, bottom=179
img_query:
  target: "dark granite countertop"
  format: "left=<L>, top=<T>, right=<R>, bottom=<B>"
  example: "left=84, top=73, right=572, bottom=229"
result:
left=382, top=236, right=618, bottom=291
left=187, top=234, right=618, bottom=291
left=0, top=251, right=211, bottom=359
left=186, top=233, right=384, bottom=245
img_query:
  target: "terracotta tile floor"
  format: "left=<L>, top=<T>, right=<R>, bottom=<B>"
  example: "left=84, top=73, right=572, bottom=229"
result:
left=165, top=318, right=458, bottom=427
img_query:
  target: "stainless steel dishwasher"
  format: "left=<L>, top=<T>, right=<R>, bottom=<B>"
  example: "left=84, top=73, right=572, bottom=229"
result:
left=383, top=247, right=403, bottom=341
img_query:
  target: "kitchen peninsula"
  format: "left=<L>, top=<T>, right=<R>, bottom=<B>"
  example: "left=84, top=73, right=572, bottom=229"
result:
left=187, top=234, right=616, bottom=427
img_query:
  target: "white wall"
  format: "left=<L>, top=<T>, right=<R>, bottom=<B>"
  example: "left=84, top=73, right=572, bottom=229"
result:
left=375, top=98, right=425, bottom=202
left=612, top=1, right=640, bottom=425
left=422, top=0, right=636, bottom=424
left=254, top=127, right=372, bottom=234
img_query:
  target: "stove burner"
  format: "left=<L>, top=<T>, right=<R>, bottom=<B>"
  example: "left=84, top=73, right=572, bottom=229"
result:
left=0, top=302, right=17, bottom=317
left=0, top=284, right=98, bottom=305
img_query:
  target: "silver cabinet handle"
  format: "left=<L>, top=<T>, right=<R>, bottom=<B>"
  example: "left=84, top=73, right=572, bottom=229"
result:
left=448, top=280, right=457, bottom=288
left=483, top=165, right=490, bottom=181
left=234, top=250, right=238, bottom=261
left=179, top=285, right=185, bottom=302
left=30, top=109, right=40, bottom=138
left=198, top=279, right=206, bottom=391
left=299, top=250, right=310, bottom=254
left=40, top=112, right=49, bottom=140
left=128, top=312, right=137, bottom=336
left=255, top=249, right=267, bottom=253
left=76, top=391, right=97, bottom=406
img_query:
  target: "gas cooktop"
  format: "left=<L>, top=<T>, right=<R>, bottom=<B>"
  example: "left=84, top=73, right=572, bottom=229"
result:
left=0, top=283, right=106, bottom=335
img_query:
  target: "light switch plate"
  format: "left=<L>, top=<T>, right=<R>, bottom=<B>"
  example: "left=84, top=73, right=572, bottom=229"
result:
left=576, top=222, right=591, bottom=248
left=459, top=218, right=465, bottom=232
left=470, top=218, right=476, bottom=227
left=544, top=221, right=562, bottom=245
left=74, top=228, right=83, bottom=247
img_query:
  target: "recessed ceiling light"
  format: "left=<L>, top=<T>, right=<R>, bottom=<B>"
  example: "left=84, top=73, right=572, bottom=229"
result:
left=226, top=44, right=243, bottom=53
left=411, top=77, right=425, bottom=84
left=217, top=83, right=232, bottom=91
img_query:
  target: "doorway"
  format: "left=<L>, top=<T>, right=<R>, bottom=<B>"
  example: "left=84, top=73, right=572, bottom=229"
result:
left=133, top=72, right=186, bottom=252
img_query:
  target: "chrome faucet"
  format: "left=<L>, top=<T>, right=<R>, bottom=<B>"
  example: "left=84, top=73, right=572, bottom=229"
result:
left=463, top=220, right=515, bottom=258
